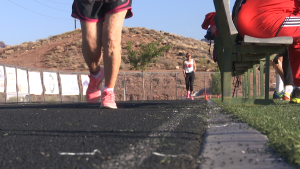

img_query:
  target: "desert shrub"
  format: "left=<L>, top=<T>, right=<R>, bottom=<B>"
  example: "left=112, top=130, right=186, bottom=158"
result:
left=170, top=72, right=176, bottom=77
left=178, top=50, right=185, bottom=56
left=65, top=58, right=71, bottom=63
left=177, top=44, right=187, bottom=50
left=5, top=50, right=14, bottom=55
left=33, top=45, right=40, bottom=49
left=1, top=54, right=8, bottom=58
left=69, top=46, right=77, bottom=50
left=120, top=64, right=125, bottom=70
left=163, top=60, right=177, bottom=70
left=45, top=57, right=51, bottom=61
left=122, top=27, right=130, bottom=34
left=55, top=49, right=63, bottom=53
left=152, top=77, right=162, bottom=84
left=123, top=39, right=172, bottom=71
left=193, top=54, right=201, bottom=58
left=209, top=67, right=221, bottom=95
left=47, top=51, right=54, bottom=55
left=178, top=61, right=183, bottom=65
left=61, top=62, right=66, bottom=67
left=198, top=58, right=207, bottom=65
left=74, top=40, right=82, bottom=46
left=142, top=34, right=150, bottom=37
left=78, top=63, right=84, bottom=68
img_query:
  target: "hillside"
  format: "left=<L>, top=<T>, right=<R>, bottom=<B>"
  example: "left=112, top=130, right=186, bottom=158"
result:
left=0, top=41, right=7, bottom=49
left=0, top=27, right=216, bottom=72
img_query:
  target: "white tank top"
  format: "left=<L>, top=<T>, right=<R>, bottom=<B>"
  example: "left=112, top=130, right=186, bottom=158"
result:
left=185, top=59, right=194, bottom=73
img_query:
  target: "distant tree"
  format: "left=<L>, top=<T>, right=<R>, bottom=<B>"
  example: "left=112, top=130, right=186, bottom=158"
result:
left=122, top=39, right=172, bottom=71
left=122, top=39, right=172, bottom=100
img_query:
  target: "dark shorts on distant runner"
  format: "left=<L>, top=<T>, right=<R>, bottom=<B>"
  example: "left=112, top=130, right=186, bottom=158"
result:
left=71, top=0, right=133, bottom=22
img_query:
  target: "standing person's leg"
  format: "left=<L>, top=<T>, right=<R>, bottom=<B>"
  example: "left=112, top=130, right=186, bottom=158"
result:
left=81, top=22, right=103, bottom=75
left=81, top=22, right=105, bottom=103
left=288, top=46, right=300, bottom=103
left=281, top=48, right=294, bottom=100
left=283, top=50, right=294, bottom=87
left=190, top=72, right=195, bottom=100
left=71, top=0, right=105, bottom=104
left=102, top=11, right=127, bottom=88
left=271, top=55, right=284, bottom=99
left=185, top=73, right=190, bottom=98
left=100, top=10, right=127, bottom=108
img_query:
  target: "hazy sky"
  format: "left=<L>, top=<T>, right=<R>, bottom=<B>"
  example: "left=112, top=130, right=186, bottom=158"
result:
left=0, top=0, right=235, bottom=46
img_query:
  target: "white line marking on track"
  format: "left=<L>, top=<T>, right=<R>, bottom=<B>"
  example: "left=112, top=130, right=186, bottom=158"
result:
left=58, top=149, right=101, bottom=156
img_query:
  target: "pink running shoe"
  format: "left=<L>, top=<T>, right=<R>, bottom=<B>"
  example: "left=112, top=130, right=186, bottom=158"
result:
left=186, top=93, right=190, bottom=99
left=100, top=89, right=117, bottom=109
left=190, top=96, right=194, bottom=100
left=86, top=67, right=104, bottom=103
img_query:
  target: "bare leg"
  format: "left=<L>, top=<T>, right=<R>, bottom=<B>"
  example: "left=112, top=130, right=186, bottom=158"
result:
left=102, top=10, right=127, bottom=88
left=80, top=21, right=103, bottom=74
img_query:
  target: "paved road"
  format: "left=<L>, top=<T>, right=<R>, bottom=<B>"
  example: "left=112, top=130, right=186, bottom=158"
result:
left=0, top=100, right=206, bottom=169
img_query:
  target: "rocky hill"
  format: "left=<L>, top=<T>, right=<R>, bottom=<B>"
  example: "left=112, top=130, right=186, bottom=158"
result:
left=0, top=27, right=216, bottom=72
left=0, top=41, right=7, bottom=48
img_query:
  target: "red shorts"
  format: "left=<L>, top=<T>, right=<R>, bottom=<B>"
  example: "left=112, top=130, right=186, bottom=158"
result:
left=237, top=0, right=300, bottom=85
left=71, top=0, right=133, bottom=22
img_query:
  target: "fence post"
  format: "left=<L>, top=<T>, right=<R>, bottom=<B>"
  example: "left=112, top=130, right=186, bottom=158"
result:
left=15, top=67, right=19, bottom=103
left=143, top=72, right=145, bottom=100
left=26, top=69, right=30, bottom=103
left=77, top=74, right=82, bottom=103
left=204, top=73, right=206, bottom=96
left=150, top=73, right=152, bottom=100
left=58, top=73, right=63, bottom=103
left=41, top=70, right=46, bottom=103
left=124, top=72, right=126, bottom=101
left=176, top=73, right=178, bottom=100
left=4, top=66, right=7, bottom=104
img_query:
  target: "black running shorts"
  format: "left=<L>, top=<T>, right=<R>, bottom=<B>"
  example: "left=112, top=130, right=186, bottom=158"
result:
left=71, top=0, right=133, bottom=22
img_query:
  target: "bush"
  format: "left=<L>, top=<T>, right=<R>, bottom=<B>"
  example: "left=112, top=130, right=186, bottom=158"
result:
left=123, top=39, right=172, bottom=71
left=209, top=67, right=221, bottom=95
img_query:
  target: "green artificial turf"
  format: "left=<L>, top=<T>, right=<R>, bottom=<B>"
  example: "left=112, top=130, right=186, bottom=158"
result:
left=212, top=98, right=300, bottom=167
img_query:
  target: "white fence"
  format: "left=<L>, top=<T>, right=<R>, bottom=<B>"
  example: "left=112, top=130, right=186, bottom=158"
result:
left=0, top=63, right=277, bottom=103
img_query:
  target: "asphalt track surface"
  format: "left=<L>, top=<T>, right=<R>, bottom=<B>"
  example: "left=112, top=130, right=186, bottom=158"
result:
left=0, top=100, right=296, bottom=169
left=0, top=100, right=206, bottom=169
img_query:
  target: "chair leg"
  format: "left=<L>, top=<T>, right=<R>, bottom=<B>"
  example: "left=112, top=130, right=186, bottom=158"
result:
left=248, top=68, right=251, bottom=99
left=242, top=74, right=245, bottom=98
left=253, top=64, right=257, bottom=99
left=244, top=71, right=248, bottom=98
left=265, top=56, right=270, bottom=99
left=260, top=61, right=264, bottom=99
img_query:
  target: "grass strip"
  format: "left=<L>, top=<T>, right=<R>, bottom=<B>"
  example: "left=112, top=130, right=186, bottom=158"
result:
left=212, top=98, right=300, bottom=167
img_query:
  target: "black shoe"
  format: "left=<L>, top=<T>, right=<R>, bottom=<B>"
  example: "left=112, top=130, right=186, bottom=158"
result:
left=290, top=88, right=300, bottom=104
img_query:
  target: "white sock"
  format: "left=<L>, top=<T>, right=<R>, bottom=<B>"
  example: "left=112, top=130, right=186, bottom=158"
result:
left=91, top=70, right=101, bottom=79
left=104, top=86, right=114, bottom=92
left=187, top=91, right=190, bottom=93
left=276, top=74, right=284, bottom=92
left=284, top=85, right=293, bottom=94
